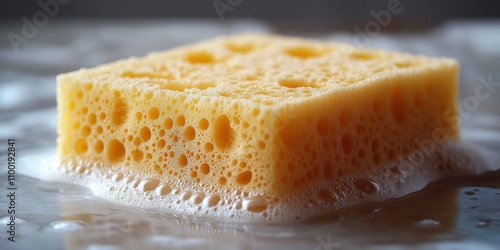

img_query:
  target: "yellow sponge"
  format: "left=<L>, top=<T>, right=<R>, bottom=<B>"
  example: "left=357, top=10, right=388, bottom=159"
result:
left=56, top=33, right=459, bottom=221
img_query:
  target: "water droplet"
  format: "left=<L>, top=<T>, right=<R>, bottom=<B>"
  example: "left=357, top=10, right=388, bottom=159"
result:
left=317, top=188, right=338, bottom=203
left=190, top=192, right=205, bottom=205
left=234, top=201, right=242, bottom=210
left=415, top=219, right=440, bottom=228
left=476, top=219, right=491, bottom=228
left=354, top=178, right=380, bottom=194
left=130, top=179, right=140, bottom=188
left=123, top=176, right=133, bottom=183
left=138, top=178, right=159, bottom=192
left=111, top=172, right=124, bottom=182
left=0, top=216, right=28, bottom=225
left=242, top=196, right=268, bottom=213
left=47, top=220, right=85, bottom=232
left=180, top=191, right=192, bottom=201
left=76, top=166, right=87, bottom=174
left=156, top=184, right=171, bottom=196
left=203, top=194, right=221, bottom=207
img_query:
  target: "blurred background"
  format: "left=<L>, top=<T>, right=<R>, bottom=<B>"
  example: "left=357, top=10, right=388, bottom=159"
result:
left=2, top=0, right=500, bottom=21
left=1, top=1, right=500, bottom=249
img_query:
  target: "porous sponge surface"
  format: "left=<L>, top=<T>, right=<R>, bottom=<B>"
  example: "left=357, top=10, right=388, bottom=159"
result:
left=57, top=33, right=459, bottom=198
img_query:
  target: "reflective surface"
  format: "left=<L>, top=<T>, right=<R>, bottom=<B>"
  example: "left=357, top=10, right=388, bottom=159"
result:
left=1, top=166, right=500, bottom=249
left=1, top=20, right=500, bottom=249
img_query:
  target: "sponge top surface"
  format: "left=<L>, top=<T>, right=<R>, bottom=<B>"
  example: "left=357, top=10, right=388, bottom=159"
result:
left=60, top=33, right=455, bottom=106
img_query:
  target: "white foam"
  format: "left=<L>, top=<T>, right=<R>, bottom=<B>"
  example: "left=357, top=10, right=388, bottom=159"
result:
left=34, top=141, right=499, bottom=223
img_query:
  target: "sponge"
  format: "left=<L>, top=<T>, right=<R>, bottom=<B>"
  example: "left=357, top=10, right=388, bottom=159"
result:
left=56, top=33, right=459, bottom=221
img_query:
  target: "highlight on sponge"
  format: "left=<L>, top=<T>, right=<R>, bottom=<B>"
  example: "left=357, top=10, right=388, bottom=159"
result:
left=56, top=33, right=461, bottom=222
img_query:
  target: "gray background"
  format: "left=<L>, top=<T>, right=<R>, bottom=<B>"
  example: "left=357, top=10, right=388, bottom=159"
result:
left=2, top=0, right=500, bottom=21
left=1, top=1, right=500, bottom=249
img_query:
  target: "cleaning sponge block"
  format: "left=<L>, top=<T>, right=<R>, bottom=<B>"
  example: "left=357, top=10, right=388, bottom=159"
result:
left=56, top=33, right=459, bottom=221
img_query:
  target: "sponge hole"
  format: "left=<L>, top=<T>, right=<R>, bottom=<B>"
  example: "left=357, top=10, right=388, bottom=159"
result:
left=390, top=84, right=406, bottom=124
left=69, top=100, right=76, bottom=111
left=140, top=127, right=151, bottom=142
left=157, top=139, right=166, bottom=148
left=279, top=124, right=296, bottom=148
left=132, top=149, right=144, bottom=162
left=160, top=81, right=215, bottom=92
left=178, top=154, right=188, bottom=167
left=204, top=142, right=214, bottom=152
left=316, top=117, right=329, bottom=136
left=81, top=125, right=91, bottom=137
left=341, top=134, right=354, bottom=154
left=226, top=42, right=254, bottom=53
left=214, top=115, right=234, bottom=150
left=111, top=98, right=128, bottom=126
left=285, top=46, right=325, bottom=58
left=371, top=139, right=380, bottom=152
left=200, top=163, right=210, bottom=175
left=176, top=115, right=185, bottom=127
left=278, top=79, right=317, bottom=88
left=95, top=140, right=104, bottom=153
left=257, top=140, right=266, bottom=149
left=235, top=171, right=252, bottom=185
left=218, top=177, right=227, bottom=185
left=184, top=126, right=196, bottom=140
left=148, top=107, right=159, bottom=120
left=107, top=139, right=126, bottom=163
left=350, top=52, right=376, bottom=60
left=323, top=161, right=333, bottom=178
left=164, top=118, right=173, bottom=129
left=186, top=51, right=214, bottom=64
left=88, top=113, right=97, bottom=125
left=75, top=139, right=88, bottom=155
left=394, top=62, right=415, bottom=68
left=84, top=83, right=93, bottom=91
left=198, top=118, right=209, bottom=130
left=76, top=91, right=84, bottom=99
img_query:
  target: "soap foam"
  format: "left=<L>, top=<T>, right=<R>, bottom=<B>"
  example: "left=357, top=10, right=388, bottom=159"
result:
left=38, top=141, right=498, bottom=223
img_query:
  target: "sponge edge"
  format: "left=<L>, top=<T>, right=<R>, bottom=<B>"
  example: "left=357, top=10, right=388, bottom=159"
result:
left=56, top=33, right=463, bottom=222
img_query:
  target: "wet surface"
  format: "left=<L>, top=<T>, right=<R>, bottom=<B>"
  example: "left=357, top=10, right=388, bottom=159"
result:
left=1, top=20, right=500, bottom=249
left=1, top=169, right=499, bottom=249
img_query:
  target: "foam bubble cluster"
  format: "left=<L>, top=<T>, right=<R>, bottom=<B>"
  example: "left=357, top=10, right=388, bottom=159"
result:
left=42, top=141, right=494, bottom=222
